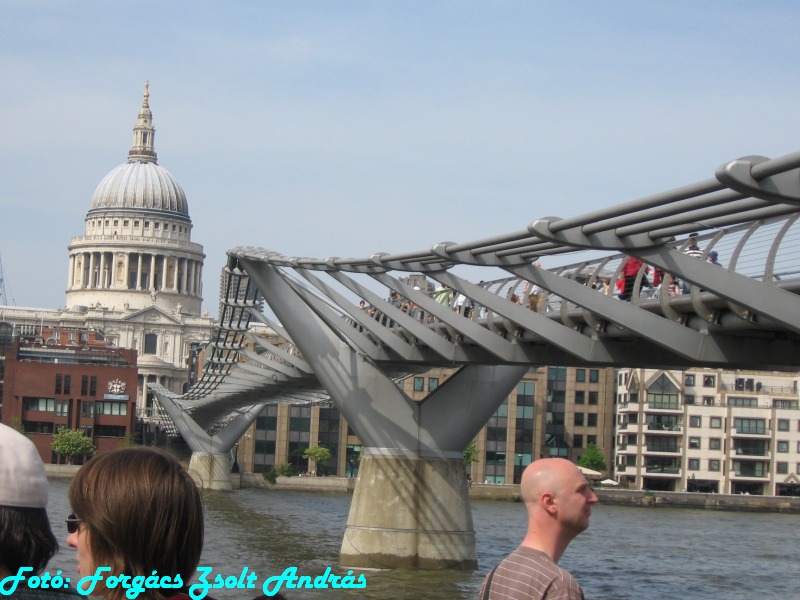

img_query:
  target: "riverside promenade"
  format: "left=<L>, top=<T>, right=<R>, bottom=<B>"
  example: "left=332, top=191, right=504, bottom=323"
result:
left=235, top=472, right=800, bottom=514
left=46, top=465, right=800, bottom=514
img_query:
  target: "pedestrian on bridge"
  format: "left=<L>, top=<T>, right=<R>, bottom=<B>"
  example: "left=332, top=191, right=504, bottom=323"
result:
left=479, top=458, right=598, bottom=600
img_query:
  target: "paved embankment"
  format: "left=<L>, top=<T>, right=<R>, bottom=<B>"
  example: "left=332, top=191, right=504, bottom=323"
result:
left=49, top=467, right=800, bottom=514
left=466, top=483, right=800, bottom=513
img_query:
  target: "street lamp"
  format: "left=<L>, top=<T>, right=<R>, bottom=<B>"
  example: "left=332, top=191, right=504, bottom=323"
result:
left=516, top=453, right=523, bottom=484
left=349, top=458, right=355, bottom=478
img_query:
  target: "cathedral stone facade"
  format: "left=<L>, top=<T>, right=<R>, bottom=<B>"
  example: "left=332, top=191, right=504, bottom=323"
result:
left=0, top=84, right=214, bottom=416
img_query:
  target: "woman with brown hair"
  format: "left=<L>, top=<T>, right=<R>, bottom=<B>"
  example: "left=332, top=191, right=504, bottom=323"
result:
left=66, top=447, right=204, bottom=600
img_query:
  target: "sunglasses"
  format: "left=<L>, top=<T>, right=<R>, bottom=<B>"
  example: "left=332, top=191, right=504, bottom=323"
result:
left=66, top=514, right=83, bottom=534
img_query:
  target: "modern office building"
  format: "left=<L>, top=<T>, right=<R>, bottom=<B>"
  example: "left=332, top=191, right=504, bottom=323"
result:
left=241, top=365, right=616, bottom=482
left=0, top=326, right=138, bottom=463
left=615, top=368, right=800, bottom=495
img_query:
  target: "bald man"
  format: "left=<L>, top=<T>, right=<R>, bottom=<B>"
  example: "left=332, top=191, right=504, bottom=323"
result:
left=479, top=458, right=598, bottom=600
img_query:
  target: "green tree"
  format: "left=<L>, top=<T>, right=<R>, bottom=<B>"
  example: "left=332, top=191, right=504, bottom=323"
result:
left=463, top=439, right=479, bottom=467
left=577, top=443, right=607, bottom=472
left=9, top=416, right=26, bottom=435
left=51, top=427, right=95, bottom=464
left=303, top=445, right=332, bottom=475
left=275, top=462, right=295, bottom=477
left=117, top=432, right=137, bottom=448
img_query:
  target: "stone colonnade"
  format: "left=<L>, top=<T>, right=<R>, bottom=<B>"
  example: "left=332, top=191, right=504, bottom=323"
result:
left=68, top=251, right=202, bottom=296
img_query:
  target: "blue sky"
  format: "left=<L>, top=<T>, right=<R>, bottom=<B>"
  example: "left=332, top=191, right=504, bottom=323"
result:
left=2, top=1, right=800, bottom=312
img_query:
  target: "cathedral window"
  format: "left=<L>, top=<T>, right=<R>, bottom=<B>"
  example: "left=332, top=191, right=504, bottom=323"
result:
left=144, top=333, right=158, bottom=355
left=154, top=223, right=160, bottom=230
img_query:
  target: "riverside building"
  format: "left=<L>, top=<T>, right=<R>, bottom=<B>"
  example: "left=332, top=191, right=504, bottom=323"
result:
left=0, top=326, right=137, bottom=463
left=615, top=368, right=800, bottom=496
left=239, top=365, right=616, bottom=483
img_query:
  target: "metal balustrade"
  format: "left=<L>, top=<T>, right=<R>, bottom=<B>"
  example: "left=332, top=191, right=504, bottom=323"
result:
left=152, top=148, right=800, bottom=437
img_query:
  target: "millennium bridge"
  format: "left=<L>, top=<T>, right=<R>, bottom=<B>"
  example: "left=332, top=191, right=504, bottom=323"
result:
left=152, top=150, right=800, bottom=569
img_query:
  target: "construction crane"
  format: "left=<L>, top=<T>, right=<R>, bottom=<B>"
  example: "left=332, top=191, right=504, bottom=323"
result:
left=0, top=253, right=15, bottom=306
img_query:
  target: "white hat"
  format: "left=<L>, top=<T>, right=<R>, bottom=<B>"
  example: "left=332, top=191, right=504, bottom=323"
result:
left=0, top=423, right=49, bottom=508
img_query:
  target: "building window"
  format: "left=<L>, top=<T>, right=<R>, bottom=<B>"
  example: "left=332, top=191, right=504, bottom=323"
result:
left=710, top=416, right=722, bottom=429
left=778, top=419, right=790, bottom=431
left=703, top=375, right=716, bottom=387
left=123, top=220, right=129, bottom=226
left=587, top=435, right=597, bottom=445
left=22, top=398, right=55, bottom=412
left=588, top=391, right=598, bottom=405
left=134, top=220, right=139, bottom=227
left=81, top=375, right=88, bottom=395
left=776, top=462, right=789, bottom=475
left=574, top=413, right=584, bottom=426
left=685, top=374, right=695, bottom=386
left=575, top=391, right=585, bottom=404
left=688, top=458, right=700, bottom=470
left=685, top=395, right=695, bottom=405
left=733, top=418, right=765, bottom=435
left=95, top=401, right=128, bottom=416
left=428, top=378, right=439, bottom=392
left=729, top=397, right=757, bottom=407
left=55, top=375, right=62, bottom=394
left=777, top=441, right=789, bottom=453
left=587, top=413, right=598, bottom=427
left=589, top=369, right=599, bottom=383
left=709, top=459, right=720, bottom=472
left=94, top=425, right=126, bottom=437
left=709, top=438, right=722, bottom=450
left=144, top=333, right=158, bottom=355
left=773, top=399, right=798, bottom=409
left=154, top=222, right=160, bottom=230
left=690, top=416, right=701, bottom=427
left=702, top=396, right=714, bottom=406
left=82, top=402, right=95, bottom=418
left=54, top=400, right=68, bottom=417
left=689, top=437, right=701, bottom=449
left=575, top=369, right=586, bottom=382
left=23, top=421, right=54, bottom=434
left=89, top=376, right=97, bottom=397
left=64, top=375, right=71, bottom=395
left=647, top=374, right=679, bottom=409
left=144, top=221, right=150, bottom=228
left=573, top=434, right=584, bottom=448
left=413, top=377, right=424, bottom=392
left=516, top=404, right=534, bottom=419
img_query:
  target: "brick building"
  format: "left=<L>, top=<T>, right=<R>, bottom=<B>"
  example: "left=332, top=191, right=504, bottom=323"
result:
left=0, top=328, right=138, bottom=463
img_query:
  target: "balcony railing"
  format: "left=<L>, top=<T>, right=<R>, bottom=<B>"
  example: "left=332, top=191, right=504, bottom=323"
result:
left=645, top=445, right=680, bottom=453
left=734, top=448, right=768, bottom=457
left=733, top=469, right=767, bottom=478
left=647, top=402, right=681, bottom=410
left=733, top=427, right=768, bottom=435
left=646, top=466, right=681, bottom=474
left=646, top=423, right=682, bottom=432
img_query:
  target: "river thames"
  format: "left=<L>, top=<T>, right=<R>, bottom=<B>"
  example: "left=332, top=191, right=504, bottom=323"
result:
left=45, top=478, right=797, bottom=599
